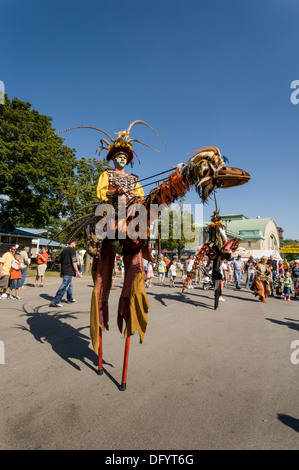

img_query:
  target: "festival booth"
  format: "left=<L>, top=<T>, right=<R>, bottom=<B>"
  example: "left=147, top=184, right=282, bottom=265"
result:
left=231, top=247, right=282, bottom=261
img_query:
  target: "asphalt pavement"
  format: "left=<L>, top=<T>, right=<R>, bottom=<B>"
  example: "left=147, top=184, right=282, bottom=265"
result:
left=0, top=273, right=298, bottom=450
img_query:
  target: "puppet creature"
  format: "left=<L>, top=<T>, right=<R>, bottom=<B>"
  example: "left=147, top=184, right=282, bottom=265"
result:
left=53, top=121, right=251, bottom=389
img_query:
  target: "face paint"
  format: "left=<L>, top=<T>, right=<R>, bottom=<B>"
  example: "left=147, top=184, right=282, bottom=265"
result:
left=114, top=153, right=128, bottom=168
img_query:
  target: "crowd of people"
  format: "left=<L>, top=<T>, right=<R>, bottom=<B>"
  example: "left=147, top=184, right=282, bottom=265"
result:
left=140, top=253, right=299, bottom=304
left=0, top=244, right=85, bottom=303
left=1, top=245, right=298, bottom=305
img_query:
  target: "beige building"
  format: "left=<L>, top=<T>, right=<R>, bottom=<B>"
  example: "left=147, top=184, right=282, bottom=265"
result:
left=221, top=214, right=281, bottom=251
left=200, top=214, right=282, bottom=260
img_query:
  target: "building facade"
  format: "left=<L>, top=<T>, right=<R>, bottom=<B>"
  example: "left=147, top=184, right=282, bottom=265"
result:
left=198, top=214, right=282, bottom=260
left=221, top=214, right=281, bottom=251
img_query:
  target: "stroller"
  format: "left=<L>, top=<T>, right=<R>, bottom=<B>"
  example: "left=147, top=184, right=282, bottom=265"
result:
left=200, top=267, right=214, bottom=290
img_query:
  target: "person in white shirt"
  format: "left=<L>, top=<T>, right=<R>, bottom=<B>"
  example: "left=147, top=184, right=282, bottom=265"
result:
left=169, top=261, right=177, bottom=287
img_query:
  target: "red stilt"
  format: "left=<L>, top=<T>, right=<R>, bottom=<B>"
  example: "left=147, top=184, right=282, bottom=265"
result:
left=120, top=337, right=130, bottom=391
left=97, top=328, right=103, bottom=375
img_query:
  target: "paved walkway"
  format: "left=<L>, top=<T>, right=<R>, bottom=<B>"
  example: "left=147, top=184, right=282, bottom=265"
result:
left=0, top=274, right=298, bottom=449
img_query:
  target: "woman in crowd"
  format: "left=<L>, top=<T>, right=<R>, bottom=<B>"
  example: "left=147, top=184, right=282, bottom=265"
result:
left=252, top=256, right=271, bottom=303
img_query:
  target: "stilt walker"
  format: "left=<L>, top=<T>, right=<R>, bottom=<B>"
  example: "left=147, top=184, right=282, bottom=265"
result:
left=53, top=123, right=251, bottom=389
left=182, top=205, right=244, bottom=309
left=88, top=122, right=162, bottom=390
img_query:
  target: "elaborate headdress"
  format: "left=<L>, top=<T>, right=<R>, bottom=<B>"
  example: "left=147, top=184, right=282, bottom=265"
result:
left=55, top=120, right=166, bottom=166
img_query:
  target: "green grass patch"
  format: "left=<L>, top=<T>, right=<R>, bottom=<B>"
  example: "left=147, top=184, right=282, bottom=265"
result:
left=27, top=264, right=60, bottom=277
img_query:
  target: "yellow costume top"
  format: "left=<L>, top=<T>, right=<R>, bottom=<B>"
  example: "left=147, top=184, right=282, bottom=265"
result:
left=97, top=170, right=144, bottom=202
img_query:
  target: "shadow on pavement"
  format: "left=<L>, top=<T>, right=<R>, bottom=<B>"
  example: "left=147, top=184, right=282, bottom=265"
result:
left=39, top=293, right=54, bottom=301
left=16, top=303, right=115, bottom=374
left=146, top=291, right=214, bottom=309
left=277, top=414, right=299, bottom=433
left=265, top=317, right=299, bottom=332
left=217, top=293, right=258, bottom=302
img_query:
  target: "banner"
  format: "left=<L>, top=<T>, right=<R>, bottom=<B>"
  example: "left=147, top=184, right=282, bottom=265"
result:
left=280, top=245, right=299, bottom=253
left=232, top=248, right=253, bottom=259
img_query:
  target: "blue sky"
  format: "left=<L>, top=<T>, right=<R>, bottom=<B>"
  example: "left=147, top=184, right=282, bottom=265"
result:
left=1, top=0, right=299, bottom=239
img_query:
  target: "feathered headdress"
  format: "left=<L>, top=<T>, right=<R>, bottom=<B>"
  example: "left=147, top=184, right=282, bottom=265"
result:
left=55, top=120, right=166, bottom=166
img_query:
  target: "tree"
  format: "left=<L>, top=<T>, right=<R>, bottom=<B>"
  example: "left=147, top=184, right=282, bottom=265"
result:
left=0, top=95, right=110, bottom=241
left=0, top=95, right=78, bottom=229
left=57, top=156, right=110, bottom=248
left=71, top=157, right=110, bottom=213
left=159, top=200, right=196, bottom=259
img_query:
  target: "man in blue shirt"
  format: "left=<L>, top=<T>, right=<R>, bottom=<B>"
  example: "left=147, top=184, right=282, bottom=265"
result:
left=233, top=255, right=244, bottom=289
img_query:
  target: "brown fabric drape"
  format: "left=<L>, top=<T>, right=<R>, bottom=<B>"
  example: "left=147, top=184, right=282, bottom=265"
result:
left=90, top=240, right=150, bottom=353
left=252, top=278, right=271, bottom=300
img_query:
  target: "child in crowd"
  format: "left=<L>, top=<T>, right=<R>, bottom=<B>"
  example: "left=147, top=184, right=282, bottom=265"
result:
left=9, top=252, right=22, bottom=300
left=283, top=271, right=292, bottom=301
left=146, top=262, right=154, bottom=287
left=275, top=275, right=283, bottom=299
left=169, top=261, right=177, bottom=288
left=158, top=255, right=166, bottom=285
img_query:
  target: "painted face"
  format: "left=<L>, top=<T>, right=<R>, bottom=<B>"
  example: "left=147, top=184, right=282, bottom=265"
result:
left=114, top=153, right=128, bottom=168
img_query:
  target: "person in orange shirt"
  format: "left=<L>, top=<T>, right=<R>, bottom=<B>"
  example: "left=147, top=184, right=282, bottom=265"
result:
left=0, top=245, right=16, bottom=298
left=8, top=252, right=22, bottom=300
left=34, top=247, right=49, bottom=287
left=164, top=256, right=171, bottom=277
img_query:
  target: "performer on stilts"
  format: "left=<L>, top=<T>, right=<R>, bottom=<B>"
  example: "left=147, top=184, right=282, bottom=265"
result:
left=52, top=122, right=251, bottom=389
left=182, top=206, right=239, bottom=309
left=90, top=132, right=152, bottom=390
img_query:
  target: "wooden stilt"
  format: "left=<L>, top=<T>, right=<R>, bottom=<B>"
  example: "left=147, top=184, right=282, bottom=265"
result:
left=97, top=328, right=103, bottom=375
left=119, top=337, right=130, bottom=391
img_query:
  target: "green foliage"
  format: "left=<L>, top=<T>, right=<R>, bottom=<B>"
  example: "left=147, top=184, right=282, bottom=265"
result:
left=59, top=156, right=110, bottom=248
left=159, top=200, right=195, bottom=259
left=0, top=95, right=77, bottom=228
left=0, top=94, right=110, bottom=244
